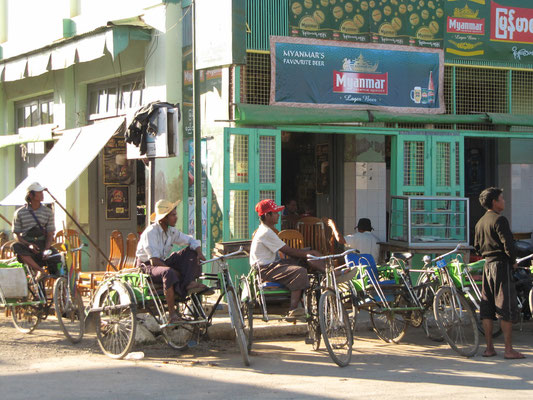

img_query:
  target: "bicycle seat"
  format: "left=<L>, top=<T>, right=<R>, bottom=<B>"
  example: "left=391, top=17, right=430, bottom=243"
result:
left=262, top=281, right=287, bottom=289
left=391, top=252, right=413, bottom=261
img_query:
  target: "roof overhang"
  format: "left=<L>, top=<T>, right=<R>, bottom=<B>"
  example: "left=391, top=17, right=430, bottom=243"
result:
left=0, top=21, right=151, bottom=82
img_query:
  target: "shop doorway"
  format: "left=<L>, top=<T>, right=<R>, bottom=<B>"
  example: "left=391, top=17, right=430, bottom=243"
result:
left=464, top=137, right=497, bottom=244
left=281, top=132, right=343, bottom=229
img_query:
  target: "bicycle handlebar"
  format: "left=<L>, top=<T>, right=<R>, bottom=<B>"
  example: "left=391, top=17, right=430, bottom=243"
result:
left=200, top=246, right=248, bottom=265
left=516, top=253, right=533, bottom=265
left=427, top=243, right=464, bottom=263
left=43, top=244, right=85, bottom=258
left=306, top=248, right=357, bottom=261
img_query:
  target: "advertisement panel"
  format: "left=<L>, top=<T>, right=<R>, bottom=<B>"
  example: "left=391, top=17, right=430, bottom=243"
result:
left=289, top=0, right=445, bottom=48
left=445, top=0, right=533, bottom=64
left=270, top=36, right=445, bottom=113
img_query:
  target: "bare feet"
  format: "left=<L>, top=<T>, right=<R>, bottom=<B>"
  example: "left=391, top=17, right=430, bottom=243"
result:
left=504, top=350, right=526, bottom=359
left=482, top=349, right=497, bottom=357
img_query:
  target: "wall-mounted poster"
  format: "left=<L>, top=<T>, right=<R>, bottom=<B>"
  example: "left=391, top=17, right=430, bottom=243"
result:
left=106, top=186, right=130, bottom=220
left=104, top=135, right=135, bottom=184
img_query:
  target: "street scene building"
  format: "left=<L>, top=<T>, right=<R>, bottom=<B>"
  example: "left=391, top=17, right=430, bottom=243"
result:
left=0, top=0, right=532, bottom=267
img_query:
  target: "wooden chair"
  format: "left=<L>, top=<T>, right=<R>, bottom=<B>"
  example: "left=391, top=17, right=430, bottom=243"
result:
left=78, top=230, right=125, bottom=295
left=121, top=232, right=138, bottom=270
left=277, top=229, right=305, bottom=259
left=54, top=229, right=82, bottom=272
left=296, top=217, right=329, bottom=255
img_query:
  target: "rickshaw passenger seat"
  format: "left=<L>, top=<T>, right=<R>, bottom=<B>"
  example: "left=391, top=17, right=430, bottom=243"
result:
left=345, top=253, right=395, bottom=285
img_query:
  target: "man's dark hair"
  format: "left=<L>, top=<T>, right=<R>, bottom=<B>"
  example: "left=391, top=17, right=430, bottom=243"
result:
left=25, top=191, right=35, bottom=204
left=259, top=212, right=273, bottom=222
left=479, top=187, right=503, bottom=210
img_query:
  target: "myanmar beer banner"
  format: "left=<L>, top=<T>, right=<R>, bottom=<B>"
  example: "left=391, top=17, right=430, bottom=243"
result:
left=270, top=36, right=445, bottom=113
left=445, top=0, right=533, bottom=64
left=289, top=0, right=445, bottom=48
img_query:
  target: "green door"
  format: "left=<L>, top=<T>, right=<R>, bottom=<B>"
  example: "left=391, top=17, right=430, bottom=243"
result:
left=223, top=127, right=281, bottom=241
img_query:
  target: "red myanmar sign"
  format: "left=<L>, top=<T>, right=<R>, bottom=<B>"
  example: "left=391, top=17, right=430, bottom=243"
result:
left=491, top=2, right=533, bottom=43
left=332, top=71, right=388, bottom=95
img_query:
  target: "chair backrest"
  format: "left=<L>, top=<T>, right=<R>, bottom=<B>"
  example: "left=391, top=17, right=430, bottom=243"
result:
left=345, top=252, right=378, bottom=284
left=122, top=232, right=138, bottom=270
left=277, top=229, right=304, bottom=259
left=54, top=229, right=82, bottom=272
left=106, top=230, right=125, bottom=272
left=0, top=240, right=15, bottom=259
left=296, top=220, right=328, bottom=254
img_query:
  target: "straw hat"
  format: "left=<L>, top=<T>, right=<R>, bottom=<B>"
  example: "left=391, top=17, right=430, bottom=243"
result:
left=151, top=199, right=180, bottom=222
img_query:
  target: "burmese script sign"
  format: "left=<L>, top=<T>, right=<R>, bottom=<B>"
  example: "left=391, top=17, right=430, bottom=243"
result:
left=445, top=0, right=533, bottom=65
left=270, top=36, right=445, bottom=113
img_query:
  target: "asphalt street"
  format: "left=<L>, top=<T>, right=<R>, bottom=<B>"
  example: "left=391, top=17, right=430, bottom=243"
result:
left=0, top=314, right=532, bottom=400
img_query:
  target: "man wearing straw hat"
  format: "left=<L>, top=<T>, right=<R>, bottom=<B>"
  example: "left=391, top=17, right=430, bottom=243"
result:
left=136, top=199, right=209, bottom=323
left=12, top=182, right=58, bottom=281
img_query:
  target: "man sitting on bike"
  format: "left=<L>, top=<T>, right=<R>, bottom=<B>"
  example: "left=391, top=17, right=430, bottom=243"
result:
left=136, top=199, right=210, bottom=323
left=12, top=182, right=58, bottom=282
left=250, top=199, right=325, bottom=321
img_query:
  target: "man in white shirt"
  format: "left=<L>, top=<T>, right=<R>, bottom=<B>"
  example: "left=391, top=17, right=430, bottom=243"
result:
left=136, top=199, right=208, bottom=323
left=250, top=199, right=325, bottom=320
left=328, top=218, right=380, bottom=264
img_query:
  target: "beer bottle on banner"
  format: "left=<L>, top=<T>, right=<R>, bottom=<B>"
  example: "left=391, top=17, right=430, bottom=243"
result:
left=428, top=71, right=435, bottom=104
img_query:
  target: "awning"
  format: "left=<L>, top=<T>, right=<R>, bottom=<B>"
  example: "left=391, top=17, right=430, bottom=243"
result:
left=0, top=23, right=151, bottom=82
left=234, top=104, right=533, bottom=128
left=0, top=117, right=126, bottom=206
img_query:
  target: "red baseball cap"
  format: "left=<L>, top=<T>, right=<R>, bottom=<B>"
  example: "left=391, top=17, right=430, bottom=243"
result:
left=255, top=199, right=284, bottom=216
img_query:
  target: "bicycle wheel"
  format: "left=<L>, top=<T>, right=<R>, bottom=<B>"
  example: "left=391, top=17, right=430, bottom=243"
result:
left=238, top=277, right=254, bottom=353
left=227, top=287, right=250, bottom=366
left=319, top=289, right=353, bottom=367
left=369, top=295, right=408, bottom=343
left=305, top=289, right=321, bottom=350
left=422, top=307, right=444, bottom=342
left=433, top=286, right=479, bottom=357
left=53, top=277, right=85, bottom=343
left=95, top=280, right=137, bottom=359
left=11, top=287, right=42, bottom=334
left=529, top=288, right=533, bottom=321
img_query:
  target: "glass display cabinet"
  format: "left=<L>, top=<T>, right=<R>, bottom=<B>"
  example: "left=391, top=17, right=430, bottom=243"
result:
left=388, top=195, right=469, bottom=248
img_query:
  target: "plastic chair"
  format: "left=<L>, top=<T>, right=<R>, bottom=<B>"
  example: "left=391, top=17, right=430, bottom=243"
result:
left=122, top=232, right=138, bottom=270
left=296, top=218, right=328, bottom=255
left=54, top=229, right=82, bottom=272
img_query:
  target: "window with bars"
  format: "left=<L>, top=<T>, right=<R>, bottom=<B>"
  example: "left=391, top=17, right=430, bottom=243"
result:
left=230, top=134, right=249, bottom=183
left=403, top=141, right=425, bottom=186
left=88, top=74, right=144, bottom=120
left=259, top=135, right=276, bottom=183
left=229, top=190, right=249, bottom=239
left=435, top=142, right=451, bottom=187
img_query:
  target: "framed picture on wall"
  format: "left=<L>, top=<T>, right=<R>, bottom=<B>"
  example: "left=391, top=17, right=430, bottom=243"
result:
left=106, top=185, right=130, bottom=220
left=103, top=135, right=135, bottom=185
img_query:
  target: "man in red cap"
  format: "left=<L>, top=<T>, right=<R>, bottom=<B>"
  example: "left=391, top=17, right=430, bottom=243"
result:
left=250, top=199, right=325, bottom=321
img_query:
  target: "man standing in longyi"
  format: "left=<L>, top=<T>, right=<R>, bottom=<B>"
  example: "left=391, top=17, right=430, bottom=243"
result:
left=474, top=187, right=525, bottom=359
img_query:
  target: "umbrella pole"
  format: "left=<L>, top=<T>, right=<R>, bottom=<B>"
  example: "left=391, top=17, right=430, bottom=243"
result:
left=45, top=189, right=117, bottom=271
left=0, top=212, right=11, bottom=225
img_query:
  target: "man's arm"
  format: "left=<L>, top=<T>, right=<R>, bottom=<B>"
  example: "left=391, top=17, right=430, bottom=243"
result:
left=324, top=218, right=346, bottom=245
left=149, top=257, right=167, bottom=266
left=13, top=232, right=39, bottom=253
left=495, top=216, right=517, bottom=265
left=279, top=245, right=321, bottom=259
left=45, top=231, right=54, bottom=250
